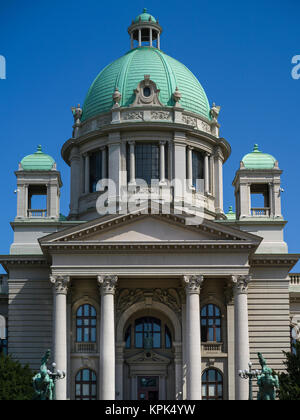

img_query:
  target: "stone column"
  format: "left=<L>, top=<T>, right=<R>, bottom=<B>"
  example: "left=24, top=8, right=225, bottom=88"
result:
left=138, top=29, right=141, bottom=47
left=98, top=275, right=118, bottom=400
left=209, top=154, right=214, bottom=196
left=232, top=275, right=251, bottom=400
left=115, top=341, right=125, bottom=400
left=157, top=32, right=160, bottom=49
left=84, top=154, right=90, bottom=194
left=183, top=275, right=204, bottom=400
left=204, top=153, right=210, bottom=194
left=128, top=141, right=136, bottom=185
left=150, top=28, right=153, bottom=47
left=187, top=146, right=193, bottom=189
left=50, top=275, right=70, bottom=400
left=159, top=141, right=166, bottom=184
left=214, top=147, right=224, bottom=214
left=69, top=147, right=81, bottom=218
left=173, top=341, right=183, bottom=400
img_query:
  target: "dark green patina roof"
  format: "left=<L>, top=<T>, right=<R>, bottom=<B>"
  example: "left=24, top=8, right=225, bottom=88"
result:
left=134, top=8, right=157, bottom=23
left=20, top=146, right=55, bottom=171
left=242, top=144, right=277, bottom=170
left=82, top=47, right=211, bottom=122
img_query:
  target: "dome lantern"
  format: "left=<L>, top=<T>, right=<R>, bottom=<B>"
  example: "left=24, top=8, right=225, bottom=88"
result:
left=128, top=8, right=163, bottom=50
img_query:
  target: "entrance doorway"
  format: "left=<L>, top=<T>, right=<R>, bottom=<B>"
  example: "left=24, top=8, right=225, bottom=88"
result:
left=138, top=376, right=159, bottom=401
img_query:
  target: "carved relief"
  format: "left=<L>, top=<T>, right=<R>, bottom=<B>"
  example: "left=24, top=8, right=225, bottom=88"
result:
left=231, top=275, right=251, bottom=294
left=182, top=114, right=197, bottom=127
left=115, top=288, right=183, bottom=321
left=123, top=111, right=144, bottom=121
left=97, top=275, right=118, bottom=295
left=50, top=275, right=70, bottom=295
left=197, top=120, right=211, bottom=133
left=150, top=111, right=171, bottom=120
left=183, top=275, right=204, bottom=294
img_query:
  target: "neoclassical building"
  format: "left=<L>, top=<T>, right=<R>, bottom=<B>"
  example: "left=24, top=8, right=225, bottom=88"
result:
left=0, top=10, right=299, bottom=401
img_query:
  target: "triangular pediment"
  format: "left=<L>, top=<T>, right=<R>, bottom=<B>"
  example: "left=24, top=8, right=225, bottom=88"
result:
left=39, top=209, right=262, bottom=251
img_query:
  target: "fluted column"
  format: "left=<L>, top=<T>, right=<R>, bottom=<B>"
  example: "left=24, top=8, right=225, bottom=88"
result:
left=232, top=275, right=251, bottom=400
left=50, top=275, right=70, bottom=400
left=98, top=275, right=118, bottom=400
left=183, top=275, right=204, bottom=400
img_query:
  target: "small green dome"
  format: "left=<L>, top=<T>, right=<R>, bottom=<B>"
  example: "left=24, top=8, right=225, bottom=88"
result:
left=242, top=144, right=277, bottom=170
left=134, top=8, right=157, bottom=23
left=20, top=145, right=55, bottom=171
left=82, top=47, right=210, bottom=121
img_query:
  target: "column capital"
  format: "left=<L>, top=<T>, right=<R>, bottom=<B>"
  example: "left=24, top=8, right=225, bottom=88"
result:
left=231, top=275, right=251, bottom=294
left=50, top=275, right=70, bottom=295
left=159, top=140, right=167, bottom=145
left=183, top=275, right=204, bottom=294
left=128, top=140, right=135, bottom=146
left=97, top=275, right=118, bottom=295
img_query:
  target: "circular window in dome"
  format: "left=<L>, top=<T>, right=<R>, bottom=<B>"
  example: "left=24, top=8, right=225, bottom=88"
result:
left=143, top=87, right=151, bottom=97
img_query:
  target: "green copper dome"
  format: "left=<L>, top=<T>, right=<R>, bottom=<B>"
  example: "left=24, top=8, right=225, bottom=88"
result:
left=20, top=145, right=55, bottom=171
left=242, top=144, right=277, bottom=170
left=134, top=8, right=157, bottom=23
left=81, top=47, right=211, bottom=122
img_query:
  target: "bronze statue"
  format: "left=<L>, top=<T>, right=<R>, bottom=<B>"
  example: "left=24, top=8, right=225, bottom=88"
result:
left=257, top=352, right=279, bottom=400
left=32, top=350, right=55, bottom=400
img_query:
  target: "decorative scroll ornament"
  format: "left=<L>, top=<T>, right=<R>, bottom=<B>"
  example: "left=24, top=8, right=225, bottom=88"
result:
left=50, top=275, right=70, bottom=295
left=231, top=275, right=251, bottom=294
left=183, top=275, right=204, bottom=294
left=131, top=75, right=164, bottom=106
left=97, top=275, right=118, bottom=295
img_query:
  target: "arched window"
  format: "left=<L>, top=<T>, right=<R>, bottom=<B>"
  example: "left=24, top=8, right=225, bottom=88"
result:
left=201, top=304, right=222, bottom=342
left=76, top=304, right=97, bottom=343
left=202, top=369, right=223, bottom=400
left=75, top=369, right=97, bottom=400
left=135, top=317, right=161, bottom=349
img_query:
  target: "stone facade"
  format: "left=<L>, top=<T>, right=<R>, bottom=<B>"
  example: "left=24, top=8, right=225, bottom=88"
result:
left=0, top=9, right=299, bottom=402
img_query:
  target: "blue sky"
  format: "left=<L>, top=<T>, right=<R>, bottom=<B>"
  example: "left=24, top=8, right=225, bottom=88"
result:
left=0, top=0, right=299, bottom=270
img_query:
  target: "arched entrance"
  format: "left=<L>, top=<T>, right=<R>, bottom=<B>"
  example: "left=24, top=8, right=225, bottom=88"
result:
left=116, top=302, right=182, bottom=400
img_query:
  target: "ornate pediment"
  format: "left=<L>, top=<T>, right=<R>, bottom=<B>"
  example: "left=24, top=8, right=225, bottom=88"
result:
left=39, top=209, right=262, bottom=253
